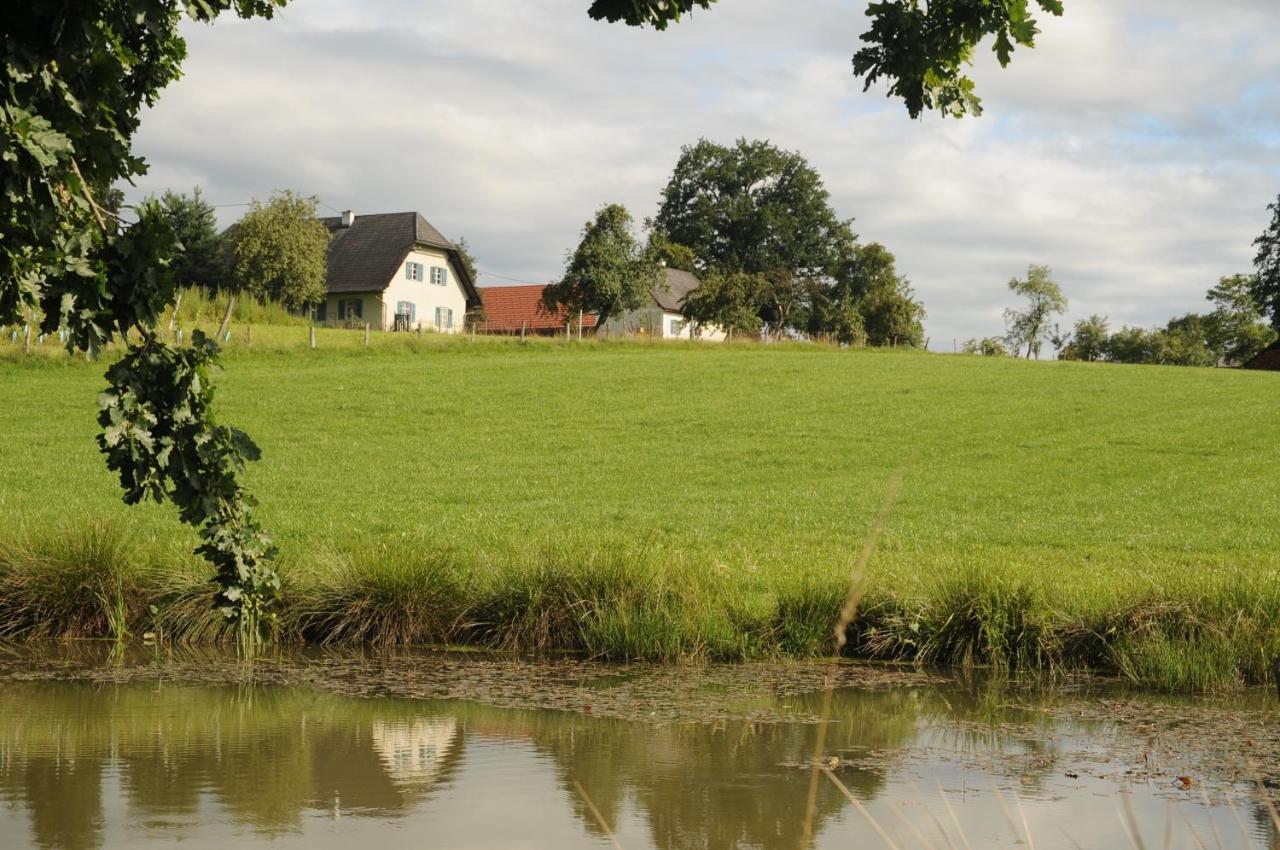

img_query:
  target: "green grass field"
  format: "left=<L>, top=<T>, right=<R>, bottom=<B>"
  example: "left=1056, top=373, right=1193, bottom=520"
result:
left=2, top=323, right=1278, bottom=688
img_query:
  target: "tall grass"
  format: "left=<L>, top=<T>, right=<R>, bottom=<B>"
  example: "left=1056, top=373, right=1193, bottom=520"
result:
left=2, top=521, right=1278, bottom=690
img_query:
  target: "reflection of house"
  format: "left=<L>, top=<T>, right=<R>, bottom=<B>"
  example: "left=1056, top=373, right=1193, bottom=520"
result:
left=315, top=211, right=480, bottom=332
left=371, top=718, right=459, bottom=790
left=476, top=284, right=597, bottom=336
left=602, top=268, right=726, bottom=341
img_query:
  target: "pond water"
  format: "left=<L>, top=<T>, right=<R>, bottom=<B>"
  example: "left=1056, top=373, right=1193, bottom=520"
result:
left=0, top=649, right=1276, bottom=850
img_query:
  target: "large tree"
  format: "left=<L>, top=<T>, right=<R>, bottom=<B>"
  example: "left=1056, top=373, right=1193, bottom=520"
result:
left=1004, top=265, right=1067, bottom=359
left=543, top=203, right=661, bottom=329
left=652, top=138, right=857, bottom=281
left=226, top=191, right=330, bottom=309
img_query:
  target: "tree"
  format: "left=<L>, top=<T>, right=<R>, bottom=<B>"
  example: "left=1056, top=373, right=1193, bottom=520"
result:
left=1061, top=315, right=1109, bottom=362
left=156, top=187, right=223, bottom=288
left=681, top=271, right=766, bottom=338
left=1, top=1, right=287, bottom=641
left=1252, top=197, right=1280, bottom=330
left=1102, top=326, right=1157, bottom=364
left=1003, top=265, right=1067, bottom=359
left=453, top=236, right=479, bottom=284
left=589, top=0, right=1065, bottom=118
left=543, top=204, right=661, bottom=330
left=227, top=191, right=330, bottom=310
left=817, top=243, right=925, bottom=346
left=1205, top=274, right=1277, bottom=365
left=653, top=138, right=857, bottom=283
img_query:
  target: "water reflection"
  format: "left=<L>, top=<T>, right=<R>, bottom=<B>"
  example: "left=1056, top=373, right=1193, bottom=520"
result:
left=0, top=680, right=1271, bottom=850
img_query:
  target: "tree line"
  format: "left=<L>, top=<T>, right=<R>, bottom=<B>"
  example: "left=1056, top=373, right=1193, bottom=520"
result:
left=544, top=138, right=927, bottom=345
left=965, top=206, right=1280, bottom=366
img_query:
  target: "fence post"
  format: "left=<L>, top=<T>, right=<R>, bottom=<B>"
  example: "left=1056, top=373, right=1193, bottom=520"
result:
left=521, top=321, right=526, bottom=341
left=168, top=292, right=182, bottom=335
left=216, top=294, right=236, bottom=339
left=309, top=325, right=316, bottom=350
left=364, top=322, right=369, bottom=347
left=23, top=324, right=31, bottom=355
left=247, top=325, right=253, bottom=346
left=578, top=310, right=583, bottom=341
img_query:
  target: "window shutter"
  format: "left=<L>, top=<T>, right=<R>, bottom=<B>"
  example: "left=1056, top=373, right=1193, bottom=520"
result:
left=447, top=308, right=454, bottom=329
left=442, top=267, right=449, bottom=287
left=409, top=302, right=416, bottom=323
left=435, top=306, right=442, bottom=328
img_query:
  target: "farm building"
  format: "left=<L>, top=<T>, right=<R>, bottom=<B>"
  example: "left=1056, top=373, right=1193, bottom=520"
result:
left=315, top=211, right=480, bottom=332
left=601, top=268, right=727, bottom=341
left=476, top=284, right=597, bottom=336
left=1244, top=339, right=1280, bottom=370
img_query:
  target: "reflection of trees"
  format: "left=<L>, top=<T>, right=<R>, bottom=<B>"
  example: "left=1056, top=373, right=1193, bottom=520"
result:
left=0, top=683, right=465, bottom=850
left=449, top=687, right=926, bottom=850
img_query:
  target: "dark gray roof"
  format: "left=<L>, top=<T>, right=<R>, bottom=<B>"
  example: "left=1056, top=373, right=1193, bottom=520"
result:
left=652, top=267, right=701, bottom=313
left=318, top=212, right=479, bottom=305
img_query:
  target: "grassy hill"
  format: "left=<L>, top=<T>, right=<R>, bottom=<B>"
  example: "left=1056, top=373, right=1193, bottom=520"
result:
left=2, top=325, right=1278, bottom=688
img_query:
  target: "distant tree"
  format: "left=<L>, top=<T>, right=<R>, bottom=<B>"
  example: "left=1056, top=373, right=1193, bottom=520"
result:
left=1102, top=326, right=1156, bottom=364
left=681, top=271, right=765, bottom=337
left=652, top=138, right=857, bottom=286
left=227, top=191, right=330, bottom=310
left=1061, top=314, right=1109, bottom=362
left=155, top=187, right=222, bottom=288
left=961, top=337, right=1007, bottom=357
left=1205, top=274, right=1277, bottom=365
left=817, top=243, right=925, bottom=347
left=1153, top=315, right=1218, bottom=367
left=543, top=204, right=661, bottom=330
left=1252, top=197, right=1280, bottom=330
left=1003, top=265, right=1067, bottom=359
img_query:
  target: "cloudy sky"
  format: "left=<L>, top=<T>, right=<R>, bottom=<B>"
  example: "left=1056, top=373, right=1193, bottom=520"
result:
left=125, top=0, right=1280, bottom=346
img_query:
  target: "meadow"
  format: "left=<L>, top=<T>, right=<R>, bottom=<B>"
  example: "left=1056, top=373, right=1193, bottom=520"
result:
left=2, top=315, right=1278, bottom=689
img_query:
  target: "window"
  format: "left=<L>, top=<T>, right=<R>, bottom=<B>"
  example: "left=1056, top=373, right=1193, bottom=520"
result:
left=395, top=301, right=416, bottom=323
left=669, top=318, right=684, bottom=337
left=430, top=266, right=448, bottom=287
left=312, top=303, right=327, bottom=322
left=406, top=262, right=424, bottom=281
left=446, top=308, right=454, bottom=330
left=338, top=298, right=363, bottom=320
left=434, top=306, right=443, bottom=329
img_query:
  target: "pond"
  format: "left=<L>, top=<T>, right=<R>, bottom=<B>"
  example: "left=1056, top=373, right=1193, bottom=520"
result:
left=0, top=647, right=1276, bottom=850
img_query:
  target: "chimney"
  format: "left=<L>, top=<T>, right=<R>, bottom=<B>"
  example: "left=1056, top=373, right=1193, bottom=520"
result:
left=340, top=210, right=356, bottom=228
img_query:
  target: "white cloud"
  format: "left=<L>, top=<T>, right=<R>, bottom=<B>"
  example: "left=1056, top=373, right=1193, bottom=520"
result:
left=125, top=0, right=1280, bottom=344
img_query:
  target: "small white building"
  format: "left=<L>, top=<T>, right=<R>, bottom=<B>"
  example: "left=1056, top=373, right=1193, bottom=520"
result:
left=602, top=268, right=727, bottom=341
left=316, top=211, right=480, bottom=332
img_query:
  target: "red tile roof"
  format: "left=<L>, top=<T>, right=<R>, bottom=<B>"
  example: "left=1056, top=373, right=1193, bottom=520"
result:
left=477, top=284, right=598, bottom=332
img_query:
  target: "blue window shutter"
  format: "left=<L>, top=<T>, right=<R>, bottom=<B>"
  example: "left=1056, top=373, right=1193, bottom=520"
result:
left=442, top=267, right=449, bottom=287
left=409, top=302, right=416, bottom=323
left=435, top=306, right=442, bottom=327
left=447, top=309, right=453, bottom=329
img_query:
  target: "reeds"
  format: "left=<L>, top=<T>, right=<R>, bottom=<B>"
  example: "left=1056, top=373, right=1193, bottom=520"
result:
left=1, top=521, right=1277, bottom=691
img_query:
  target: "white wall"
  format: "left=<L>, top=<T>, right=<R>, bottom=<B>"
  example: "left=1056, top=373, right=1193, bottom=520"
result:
left=379, top=246, right=470, bottom=333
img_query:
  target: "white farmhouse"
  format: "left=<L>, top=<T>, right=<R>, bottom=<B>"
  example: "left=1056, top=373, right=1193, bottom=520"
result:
left=602, top=268, right=727, bottom=341
left=316, top=210, right=480, bottom=332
